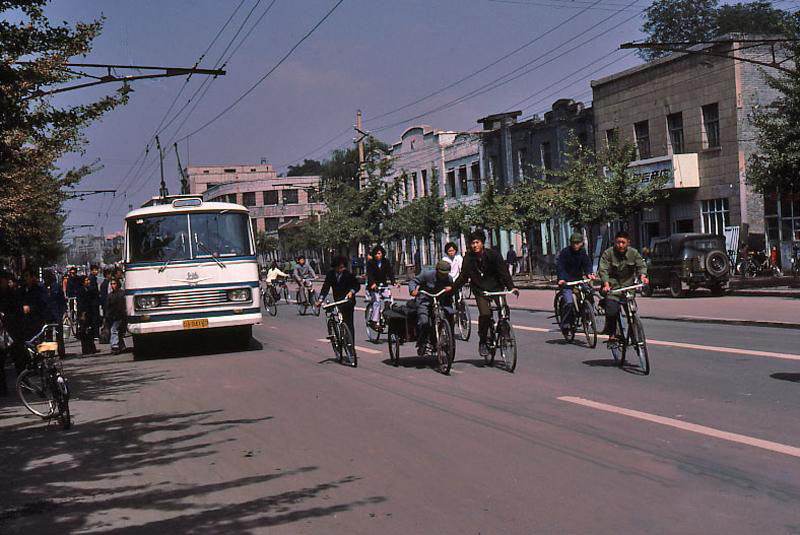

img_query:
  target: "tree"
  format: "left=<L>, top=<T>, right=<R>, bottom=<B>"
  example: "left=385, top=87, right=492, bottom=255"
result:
left=470, top=181, right=514, bottom=247
left=747, top=23, right=800, bottom=195
left=640, top=0, right=719, bottom=61
left=505, top=179, right=558, bottom=270
left=287, top=159, right=323, bottom=177
left=443, top=203, right=474, bottom=243
left=0, top=1, right=129, bottom=268
left=717, top=2, right=790, bottom=36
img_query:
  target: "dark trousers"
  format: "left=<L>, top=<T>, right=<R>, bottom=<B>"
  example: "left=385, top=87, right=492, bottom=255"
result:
left=55, top=323, right=65, bottom=358
left=475, top=293, right=500, bottom=343
left=339, top=301, right=355, bottom=344
left=0, top=348, right=8, bottom=394
left=603, top=298, right=621, bottom=337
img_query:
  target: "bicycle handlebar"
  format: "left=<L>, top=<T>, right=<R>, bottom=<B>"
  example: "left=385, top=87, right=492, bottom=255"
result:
left=610, top=283, right=644, bottom=295
left=419, top=288, right=447, bottom=298
left=25, top=323, right=59, bottom=346
left=564, top=279, right=593, bottom=287
left=322, top=297, right=353, bottom=309
left=481, top=290, right=514, bottom=297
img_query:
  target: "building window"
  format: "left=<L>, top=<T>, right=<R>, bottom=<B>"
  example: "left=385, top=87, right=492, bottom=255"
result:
left=282, top=189, right=299, bottom=205
left=667, top=112, right=684, bottom=154
left=516, top=148, right=527, bottom=178
left=447, top=169, right=456, bottom=198
left=411, top=172, right=418, bottom=199
left=224, top=168, right=236, bottom=173
left=227, top=194, right=237, bottom=204
left=702, top=103, right=720, bottom=148
left=403, top=175, right=409, bottom=200
left=634, top=120, right=650, bottom=159
left=421, top=169, right=428, bottom=197
left=459, top=166, right=469, bottom=196
left=264, top=190, right=278, bottom=205
left=540, top=142, right=552, bottom=170
left=242, top=192, right=256, bottom=207
left=701, top=198, right=730, bottom=234
left=471, top=162, right=481, bottom=193
left=250, top=168, right=256, bottom=172
left=265, top=217, right=280, bottom=232
left=605, top=128, right=618, bottom=147
left=203, top=170, right=209, bottom=174
left=489, top=156, right=499, bottom=180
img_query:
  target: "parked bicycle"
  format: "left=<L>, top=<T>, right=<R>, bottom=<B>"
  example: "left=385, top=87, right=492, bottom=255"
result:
left=604, top=283, right=650, bottom=375
left=322, top=297, right=357, bottom=367
left=481, top=290, right=517, bottom=373
left=452, top=287, right=471, bottom=341
left=16, top=323, right=71, bottom=429
left=296, top=278, right=319, bottom=316
left=554, top=279, right=598, bottom=348
left=365, top=284, right=393, bottom=343
left=739, top=250, right=780, bottom=278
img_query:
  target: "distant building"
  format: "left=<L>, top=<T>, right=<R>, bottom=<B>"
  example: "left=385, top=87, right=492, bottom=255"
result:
left=195, top=164, right=324, bottom=234
left=591, top=35, right=789, bottom=260
left=65, top=234, right=105, bottom=266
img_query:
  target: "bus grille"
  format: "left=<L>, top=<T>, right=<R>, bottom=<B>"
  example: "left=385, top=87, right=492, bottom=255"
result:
left=158, top=288, right=230, bottom=310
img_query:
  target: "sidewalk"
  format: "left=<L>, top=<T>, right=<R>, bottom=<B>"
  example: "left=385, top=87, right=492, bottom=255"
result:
left=384, top=285, right=799, bottom=330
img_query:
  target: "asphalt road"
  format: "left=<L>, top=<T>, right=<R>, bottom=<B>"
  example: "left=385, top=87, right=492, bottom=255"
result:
left=2, top=294, right=800, bottom=534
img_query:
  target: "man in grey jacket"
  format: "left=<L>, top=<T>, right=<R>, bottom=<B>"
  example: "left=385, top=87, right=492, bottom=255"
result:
left=292, top=255, right=317, bottom=304
left=408, top=260, right=454, bottom=356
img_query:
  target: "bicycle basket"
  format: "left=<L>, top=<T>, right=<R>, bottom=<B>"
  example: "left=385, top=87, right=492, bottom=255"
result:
left=37, top=342, right=59, bottom=353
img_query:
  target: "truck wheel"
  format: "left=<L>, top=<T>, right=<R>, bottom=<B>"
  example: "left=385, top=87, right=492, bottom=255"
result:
left=710, top=284, right=725, bottom=297
left=705, top=251, right=730, bottom=278
left=132, top=334, right=150, bottom=359
left=641, top=284, right=654, bottom=297
left=669, top=275, right=684, bottom=298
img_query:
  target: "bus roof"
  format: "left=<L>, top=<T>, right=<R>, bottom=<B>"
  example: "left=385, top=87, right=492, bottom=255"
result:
left=125, top=201, right=249, bottom=220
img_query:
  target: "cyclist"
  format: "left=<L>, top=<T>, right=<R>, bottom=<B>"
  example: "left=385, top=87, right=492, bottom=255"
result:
left=556, top=232, right=596, bottom=336
left=365, top=245, right=397, bottom=330
left=317, top=256, right=361, bottom=341
left=292, top=255, right=317, bottom=304
left=442, top=241, right=463, bottom=281
left=263, top=261, right=289, bottom=300
left=453, top=230, right=519, bottom=357
left=408, top=260, right=454, bottom=356
left=598, top=231, right=649, bottom=342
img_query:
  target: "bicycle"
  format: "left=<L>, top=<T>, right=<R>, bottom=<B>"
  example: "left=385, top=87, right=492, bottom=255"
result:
left=409, top=289, right=455, bottom=374
left=322, top=297, right=357, bottom=367
left=452, top=287, right=471, bottom=341
left=16, top=323, right=71, bottom=429
left=261, top=282, right=278, bottom=317
left=365, top=284, right=393, bottom=343
left=481, top=290, right=517, bottom=372
left=275, top=278, right=290, bottom=303
left=63, top=297, right=77, bottom=338
left=604, top=283, right=650, bottom=375
left=553, top=279, right=598, bottom=348
left=296, top=279, right=319, bottom=316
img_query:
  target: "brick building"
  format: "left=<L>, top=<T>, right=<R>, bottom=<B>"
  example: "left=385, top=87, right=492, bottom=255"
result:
left=591, top=35, right=786, bottom=258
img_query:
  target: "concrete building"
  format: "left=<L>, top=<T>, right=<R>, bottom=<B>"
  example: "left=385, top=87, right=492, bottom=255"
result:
left=591, top=36, right=786, bottom=259
left=386, top=125, right=482, bottom=269
left=200, top=173, right=324, bottom=234
left=478, top=100, right=594, bottom=269
left=65, top=234, right=105, bottom=266
left=187, top=162, right=277, bottom=195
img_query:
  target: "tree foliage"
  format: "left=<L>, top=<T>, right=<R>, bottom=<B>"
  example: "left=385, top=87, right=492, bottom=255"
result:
left=640, top=0, right=791, bottom=61
left=287, top=158, right=323, bottom=177
left=747, top=21, right=800, bottom=195
left=0, top=0, right=129, bottom=267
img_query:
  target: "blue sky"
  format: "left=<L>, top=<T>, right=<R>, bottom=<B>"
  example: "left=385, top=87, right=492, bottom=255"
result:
left=36, top=0, right=779, bottom=234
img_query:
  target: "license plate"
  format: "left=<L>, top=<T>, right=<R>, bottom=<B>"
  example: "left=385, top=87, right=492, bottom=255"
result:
left=183, top=319, right=209, bottom=330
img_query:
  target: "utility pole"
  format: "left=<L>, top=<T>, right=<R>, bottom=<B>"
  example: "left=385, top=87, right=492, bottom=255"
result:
left=156, top=135, right=169, bottom=198
left=353, top=110, right=369, bottom=189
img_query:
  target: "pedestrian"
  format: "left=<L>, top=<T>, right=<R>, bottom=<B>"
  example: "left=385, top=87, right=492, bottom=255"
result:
left=112, top=266, right=125, bottom=287
left=76, top=275, right=98, bottom=355
left=770, top=246, right=780, bottom=272
left=13, top=269, right=47, bottom=373
left=88, top=264, right=101, bottom=337
left=43, top=270, right=66, bottom=358
left=105, top=278, right=127, bottom=354
left=506, top=245, right=518, bottom=276
left=413, top=248, right=421, bottom=275
left=99, top=268, right=112, bottom=319
left=0, top=271, right=16, bottom=396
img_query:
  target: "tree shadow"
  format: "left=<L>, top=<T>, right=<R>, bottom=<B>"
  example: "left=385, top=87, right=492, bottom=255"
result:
left=771, top=372, right=800, bottom=383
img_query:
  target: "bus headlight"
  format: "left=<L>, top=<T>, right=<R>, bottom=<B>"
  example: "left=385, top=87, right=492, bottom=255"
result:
left=227, top=288, right=251, bottom=302
left=135, top=295, right=161, bottom=309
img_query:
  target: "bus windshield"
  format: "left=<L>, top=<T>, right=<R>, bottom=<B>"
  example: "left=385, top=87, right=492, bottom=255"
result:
left=128, top=212, right=251, bottom=262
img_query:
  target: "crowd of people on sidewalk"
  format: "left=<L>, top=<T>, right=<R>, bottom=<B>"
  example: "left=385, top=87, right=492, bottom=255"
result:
left=0, top=265, right=128, bottom=396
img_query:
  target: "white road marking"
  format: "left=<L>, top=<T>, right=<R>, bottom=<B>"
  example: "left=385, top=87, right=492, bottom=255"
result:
left=559, top=396, right=800, bottom=459
left=316, top=339, right=382, bottom=354
left=470, top=320, right=551, bottom=333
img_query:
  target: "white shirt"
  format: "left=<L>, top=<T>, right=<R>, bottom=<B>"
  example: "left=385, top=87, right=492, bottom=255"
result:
left=442, top=254, right=463, bottom=281
left=265, top=267, right=289, bottom=283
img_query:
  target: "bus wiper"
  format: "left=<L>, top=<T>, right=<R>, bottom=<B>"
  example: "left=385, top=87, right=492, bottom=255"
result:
left=158, top=234, right=186, bottom=273
left=195, top=239, right=226, bottom=269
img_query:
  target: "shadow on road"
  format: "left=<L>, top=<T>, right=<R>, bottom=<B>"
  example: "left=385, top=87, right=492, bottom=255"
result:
left=133, top=333, right=264, bottom=361
left=582, top=358, right=619, bottom=368
left=770, top=372, right=800, bottom=383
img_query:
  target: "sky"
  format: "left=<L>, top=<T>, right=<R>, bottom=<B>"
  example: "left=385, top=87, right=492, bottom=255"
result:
left=29, top=0, right=787, bottom=235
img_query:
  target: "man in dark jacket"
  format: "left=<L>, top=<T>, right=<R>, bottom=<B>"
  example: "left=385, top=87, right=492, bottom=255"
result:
left=555, top=232, right=595, bottom=335
left=76, top=276, right=98, bottom=355
left=453, top=230, right=518, bottom=357
left=506, top=245, right=518, bottom=276
left=365, top=245, right=397, bottom=329
left=10, top=269, right=48, bottom=373
left=408, top=260, right=454, bottom=355
left=43, top=270, right=67, bottom=357
left=106, top=278, right=127, bottom=354
left=317, top=256, right=361, bottom=342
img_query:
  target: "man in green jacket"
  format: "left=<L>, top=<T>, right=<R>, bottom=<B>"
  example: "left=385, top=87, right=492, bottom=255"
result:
left=598, top=230, right=649, bottom=341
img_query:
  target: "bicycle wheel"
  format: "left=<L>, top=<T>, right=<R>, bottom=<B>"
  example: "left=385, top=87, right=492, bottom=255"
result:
left=497, top=320, right=517, bottom=373
left=456, top=299, right=471, bottom=341
left=55, top=376, right=71, bottom=429
left=263, top=291, right=277, bottom=316
left=581, top=300, right=598, bottom=348
left=365, top=303, right=380, bottom=343
left=629, top=317, right=650, bottom=375
left=434, top=319, right=455, bottom=375
left=16, top=368, right=56, bottom=418
left=553, top=291, right=562, bottom=325
left=340, top=323, right=357, bottom=367
left=327, top=318, right=342, bottom=362
left=309, top=290, right=320, bottom=316
left=609, top=316, right=625, bottom=366
left=282, top=285, right=290, bottom=303
left=388, top=332, right=400, bottom=366
left=485, top=322, right=496, bottom=365
left=296, top=290, right=307, bottom=315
